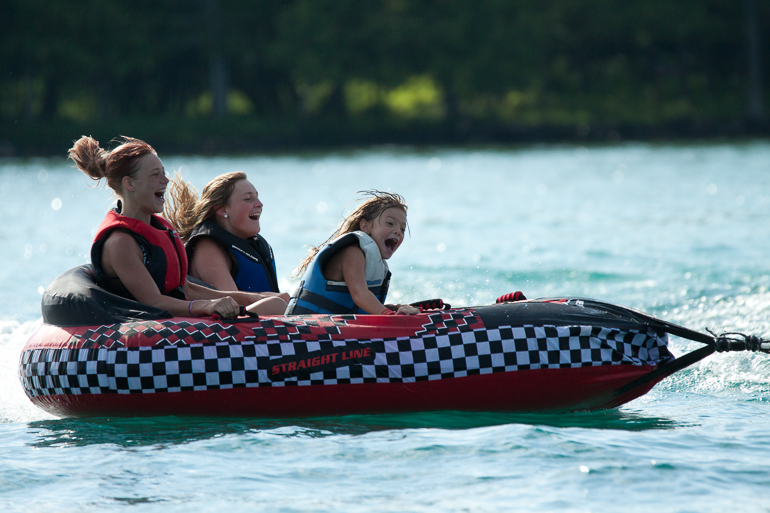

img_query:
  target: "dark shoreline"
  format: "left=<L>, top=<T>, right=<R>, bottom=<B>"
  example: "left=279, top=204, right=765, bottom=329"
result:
left=2, top=116, right=768, bottom=158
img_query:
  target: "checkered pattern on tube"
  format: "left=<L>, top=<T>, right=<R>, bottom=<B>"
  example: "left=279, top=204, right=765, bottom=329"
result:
left=20, top=324, right=672, bottom=396
left=70, top=320, right=241, bottom=349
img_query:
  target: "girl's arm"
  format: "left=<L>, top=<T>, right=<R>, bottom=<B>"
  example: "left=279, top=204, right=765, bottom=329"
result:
left=338, top=246, right=417, bottom=315
left=338, top=246, right=387, bottom=314
left=184, top=281, right=285, bottom=312
left=101, top=231, right=239, bottom=318
left=189, top=237, right=239, bottom=291
left=385, top=303, right=420, bottom=315
left=189, top=237, right=291, bottom=305
left=185, top=281, right=287, bottom=315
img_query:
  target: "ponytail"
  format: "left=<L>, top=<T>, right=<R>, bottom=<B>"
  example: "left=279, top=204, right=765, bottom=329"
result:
left=67, top=135, right=156, bottom=194
left=68, top=136, right=107, bottom=182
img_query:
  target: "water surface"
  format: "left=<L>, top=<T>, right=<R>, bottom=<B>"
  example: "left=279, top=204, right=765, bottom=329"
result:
left=1, top=142, right=769, bottom=512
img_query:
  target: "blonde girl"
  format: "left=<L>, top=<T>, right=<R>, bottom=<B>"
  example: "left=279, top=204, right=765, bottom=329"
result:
left=286, top=191, right=418, bottom=316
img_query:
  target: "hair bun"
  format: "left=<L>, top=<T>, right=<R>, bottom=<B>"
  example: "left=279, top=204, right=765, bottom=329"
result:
left=68, top=135, right=107, bottom=180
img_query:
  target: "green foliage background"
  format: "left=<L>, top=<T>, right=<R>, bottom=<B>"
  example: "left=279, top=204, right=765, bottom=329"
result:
left=1, top=0, right=767, bottom=155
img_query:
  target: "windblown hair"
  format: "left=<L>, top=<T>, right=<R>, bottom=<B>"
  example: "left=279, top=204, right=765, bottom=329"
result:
left=292, top=190, right=408, bottom=278
left=164, top=171, right=248, bottom=242
left=68, top=136, right=156, bottom=194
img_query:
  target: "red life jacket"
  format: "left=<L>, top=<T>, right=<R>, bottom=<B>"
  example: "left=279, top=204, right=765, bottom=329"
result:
left=91, top=208, right=188, bottom=299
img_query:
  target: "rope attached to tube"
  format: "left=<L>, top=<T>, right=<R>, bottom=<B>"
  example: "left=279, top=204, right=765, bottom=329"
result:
left=707, top=329, right=770, bottom=354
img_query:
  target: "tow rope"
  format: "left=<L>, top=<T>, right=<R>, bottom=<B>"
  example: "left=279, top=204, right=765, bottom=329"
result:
left=614, top=327, right=769, bottom=398
left=708, top=329, right=770, bottom=354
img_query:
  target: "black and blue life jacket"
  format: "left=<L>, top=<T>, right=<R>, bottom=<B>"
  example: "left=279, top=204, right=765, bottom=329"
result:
left=186, top=219, right=279, bottom=293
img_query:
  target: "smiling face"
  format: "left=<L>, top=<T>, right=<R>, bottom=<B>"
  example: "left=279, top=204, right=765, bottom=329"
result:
left=359, top=207, right=407, bottom=260
left=217, top=179, right=263, bottom=239
left=122, top=152, right=168, bottom=217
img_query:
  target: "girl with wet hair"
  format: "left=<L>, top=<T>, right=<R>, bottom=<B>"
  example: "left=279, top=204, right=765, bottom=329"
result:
left=286, top=191, right=419, bottom=316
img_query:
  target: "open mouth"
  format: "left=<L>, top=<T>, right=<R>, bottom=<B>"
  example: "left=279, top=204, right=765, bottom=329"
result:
left=155, top=190, right=165, bottom=201
left=385, top=238, right=398, bottom=252
left=249, top=212, right=260, bottom=220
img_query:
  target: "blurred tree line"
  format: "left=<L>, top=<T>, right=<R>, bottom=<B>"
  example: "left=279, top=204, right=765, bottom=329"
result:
left=0, top=0, right=767, bottom=155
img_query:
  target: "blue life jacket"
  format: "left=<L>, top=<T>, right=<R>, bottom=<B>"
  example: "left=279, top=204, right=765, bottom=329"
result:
left=186, top=219, right=279, bottom=293
left=285, top=231, right=391, bottom=315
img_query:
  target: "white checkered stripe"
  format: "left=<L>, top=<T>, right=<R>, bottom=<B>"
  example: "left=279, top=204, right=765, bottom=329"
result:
left=70, top=320, right=241, bottom=348
left=20, top=324, right=671, bottom=396
left=373, top=325, right=672, bottom=384
left=20, top=343, right=261, bottom=395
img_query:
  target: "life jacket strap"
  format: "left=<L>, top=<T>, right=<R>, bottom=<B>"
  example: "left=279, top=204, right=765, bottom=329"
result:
left=296, top=288, right=356, bottom=314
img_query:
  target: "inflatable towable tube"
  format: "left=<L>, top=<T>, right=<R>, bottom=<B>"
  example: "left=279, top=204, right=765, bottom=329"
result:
left=17, top=265, right=701, bottom=418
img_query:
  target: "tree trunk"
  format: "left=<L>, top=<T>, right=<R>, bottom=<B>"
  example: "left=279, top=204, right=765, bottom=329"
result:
left=23, top=75, right=35, bottom=121
left=98, top=74, right=112, bottom=120
left=323, top=84, right=346, bottom=119
left=210, top=53, right=228, bottom=118
left=41, top=76, right=59, bottom=120
left=746, top=0, right=765, bottom=121
left=206, top=0, right=228, bottom=118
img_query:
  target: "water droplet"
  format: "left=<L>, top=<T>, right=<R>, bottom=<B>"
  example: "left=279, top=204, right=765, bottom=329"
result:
left=579, top=465, right=590, bottom=473
left=38, top=286, right=45, bottom=294
left=51, top=198, right=62, bottom=211
left=427, top=157, right=442, bottom=171
left=436, top=243, right=446, bottom=253
left=316, top=202, right=328, bottom=214
left=706, top=183, right=718, bottom=195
